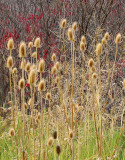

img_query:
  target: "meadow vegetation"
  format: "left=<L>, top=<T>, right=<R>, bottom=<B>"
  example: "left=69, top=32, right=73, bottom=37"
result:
left=0, top=19, right=125, bottom=160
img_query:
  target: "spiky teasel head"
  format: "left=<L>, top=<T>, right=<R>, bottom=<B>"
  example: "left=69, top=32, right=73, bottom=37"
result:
left=47, top=137, right=54, bottom=147
left=32, top=52, right=37, bottom=58
left=46, top=92, right=51, bottom=101
left=56, top=144, right=61, bottom=155
left=9, top=128, right=15, bottom=137
left=92, top=73, right=97, bottom=80
left=68, top=28, right=74, bottom=42
left=7, top=38, right=14, bottom=51
left=7, top=56, right=13, bottom=69
left=52, top=53, right=56, bottom=62
left=22, top=150, right=28, bottom=160
left=69, top=130, right=73, bottom=139
left=102, top=37, right=106, bottom=45
left=34, top=37, right=40, bottom=48
left=55, top=62, right=59, bottom=70
left=51, top=66, right=57, bottom=75
left=91, top=66, right=96, bottom=73
left=25, top=62, right=30, bottom=72
left=81, top=35, right=86, bottom=44
left=37, top=112, right=41, bottom=120
left=123, top=79, right=125, bottom=89
left=55, top=76, right=59, bottom=84
left=28, top=42, right=33, bottom=48
left=35, top=117, right=39, bottom=124
left=88, top=58, right=94, bottom=68
left=104, top=32, right=109, bottom=41
left=19, top=78, right=25, bottom=90
left=80, top=42, right=85, bottom=52
left=24, top=103, right=28, bottom=110
left=96, top=43, right=102, bottom=56
left=28, top=98, right=32, bottom=106
left=28, top=70, right=36, bottom=85
left=60, top=19, right=66, bottom=28
left=115, top=33, right=121, bottom=44
left=12, top=67, right=17, bottom=75
left=53, top=130, right=57, bottom=139
left=19, top=41, right=26, bottom=57
left=38, top=59, right=45, bottom=73
left=72, top=22, right=77, bottom=31
left=38, top=79, right=45, bottom=92
left=20, top=59, right=26, bottom=69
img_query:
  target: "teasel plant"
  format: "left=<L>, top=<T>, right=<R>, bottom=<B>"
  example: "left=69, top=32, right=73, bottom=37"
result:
left=34, top=37, right=40, bottom=67
left=96, top=42, right=103, bottom=157
left=28, top=69, right=36, bottom=160
left=38, top=79, right=45, bottom=159
left=28, top=41, right=33, bottom=64
left=7, top=38, right=14, bottom=120
left=60, top=19, right=66, bottom=59
left=72, top=22, right=77, bottom=70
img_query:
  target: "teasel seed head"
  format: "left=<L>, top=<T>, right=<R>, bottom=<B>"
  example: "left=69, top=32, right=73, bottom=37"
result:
left=12, top=67, right=17, bottom=75
left=68, top=28, right=74, bottom=42
left=38, top=59, right=45, bottom=73
left=96, top=43, right=102, bottom=56
left=28, top=70, right=36, bottom=85
left=37, top=112, right=41, bottom=120
left=60, top=19, right=66, bottom=28
left=7, top=38, right=14, bottom=50
left=24, top=103, right=28, bottom=110
left=7, top=56, right=13, bottom=69
left=69, top=130, right=73, bottom=139
left=25, top=62, right=30, bottom=72
left=56, top=145, right=61, bottom=155
left=102, top=38, right=106, bottom=45
left=56, top=76, right=59, bottom=84
left=32, top=52, right=37, bottom=58
left=47, top=137, right=54, bottom=147
left=46, top=92, right=51, bottom=101
left=19, top=41, right=26, bottom=57
left=55, top=61, right=59, bottom=70
left=88, top=58, right=94, bottom=68
left=9, top=128, right=15, bottom=137
left=19, top=78, right=25, bottom=90
left=52, top=53, right=56, bottom=62
left=81, top=36, right=86, bottom=44
left=80, top=42, right=85, bottom=52
left=72, top=22, right=77, bottom=31
left=28, top=42, right=33, bottom=48
left=52, top=66, right=57, bottom=75
left=22, top=150, right=28, bottom=160
left=104, top=32, right=109, bottom=41
left=91, top=66, right=96, bottom=73
left=92, top=73, right=97, bottom=80
left=38, top=79, right=45, bottom=92
left=34, top=37, right=40, bottom=48
left=20, top=59, right=26, bottom=69
left=53, top=130, right=57, bottom=139
left=115, top=33, right=121, bottom=44
left=123, top=79, right=125, bottom=89
left=28, top=98, right=32, bottom=106
left=35, top=117, right=39, bottom=124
